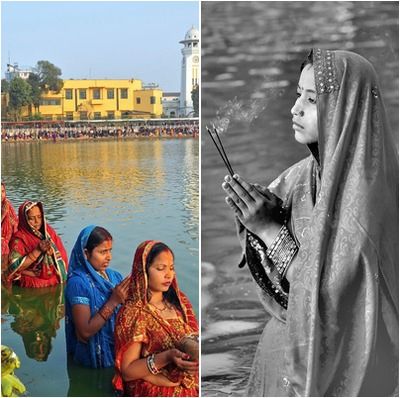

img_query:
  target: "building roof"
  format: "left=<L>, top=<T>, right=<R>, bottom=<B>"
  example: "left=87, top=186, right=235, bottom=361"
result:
left=180, top=26, right=199, bottom=43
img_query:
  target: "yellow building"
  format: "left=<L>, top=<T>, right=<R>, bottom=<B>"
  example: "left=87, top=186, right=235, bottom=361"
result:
left=38, top=79, right=163, bottom=120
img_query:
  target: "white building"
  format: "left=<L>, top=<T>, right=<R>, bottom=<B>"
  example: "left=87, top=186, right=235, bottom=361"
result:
left=179, top=26, right=199, bottom=117
left=162, top=92, right=180, bottom=118
left=5, top=63, right=33, bottom=82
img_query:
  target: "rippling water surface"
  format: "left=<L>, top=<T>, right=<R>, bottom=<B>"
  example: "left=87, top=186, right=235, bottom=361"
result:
left=2, top=138, right=199, bottom=396
left=201, top=2, right=398, bottom=396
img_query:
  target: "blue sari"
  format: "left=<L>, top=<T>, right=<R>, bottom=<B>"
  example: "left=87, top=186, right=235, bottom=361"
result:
left=65, top=225, right=123, bottom=368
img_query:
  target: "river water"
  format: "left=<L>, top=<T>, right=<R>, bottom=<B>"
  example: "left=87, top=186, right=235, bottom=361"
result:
left=201, top=1, right=398, bottom=396
left=1, top=138, right=199, bottom=396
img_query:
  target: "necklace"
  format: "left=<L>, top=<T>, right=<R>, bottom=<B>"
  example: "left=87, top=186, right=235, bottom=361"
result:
left=151, top=300, right=170, bottom=312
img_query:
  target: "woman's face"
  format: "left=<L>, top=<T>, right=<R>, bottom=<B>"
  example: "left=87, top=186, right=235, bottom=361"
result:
left=85, top=239, right=113, bottom=272
left=291, top=64, right=319, bottom=144
left=27, top=206, right=43, bottom=231
left=147, top=250, right=175, bottom=294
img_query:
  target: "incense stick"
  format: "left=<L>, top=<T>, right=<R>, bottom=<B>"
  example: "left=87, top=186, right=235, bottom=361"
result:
left=206, top=125, right=234, bottom=176
left=212, top=124, right=234, bottom=176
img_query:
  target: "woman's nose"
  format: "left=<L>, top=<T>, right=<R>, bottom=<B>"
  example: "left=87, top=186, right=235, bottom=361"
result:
left=291, top=99, right=304, bottom=117
left=290, top=100, right=300, bottom=116
left=165, top=270, right=172, bottom=279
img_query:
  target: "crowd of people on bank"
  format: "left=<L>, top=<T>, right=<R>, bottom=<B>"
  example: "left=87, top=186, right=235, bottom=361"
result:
left=1, top=183, right=199, bottom=397
left=1, top=121, right=199, bottom=142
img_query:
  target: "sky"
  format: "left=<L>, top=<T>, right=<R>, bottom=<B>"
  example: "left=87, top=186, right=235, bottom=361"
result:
left=1, top=1, right=199, bottom=91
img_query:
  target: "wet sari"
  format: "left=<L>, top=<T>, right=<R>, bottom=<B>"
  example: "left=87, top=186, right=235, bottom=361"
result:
left=6, top=201, right=68, bottom=288
left=65, top=225, right=123, bottom=368
left=113, top=240, right=199, bottom=397
left=238, top=49, right=398, bottom=396
left=1, top=183, right=18, bottom=266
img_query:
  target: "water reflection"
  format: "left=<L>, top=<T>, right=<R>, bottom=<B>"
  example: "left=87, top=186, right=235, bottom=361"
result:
left=2, top=284, right=64, bottom=362
left=2, top=138, right=199, bottom=396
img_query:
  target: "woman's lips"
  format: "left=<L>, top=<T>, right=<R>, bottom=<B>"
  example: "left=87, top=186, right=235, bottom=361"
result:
left=292, top=120, right=304, bottom=129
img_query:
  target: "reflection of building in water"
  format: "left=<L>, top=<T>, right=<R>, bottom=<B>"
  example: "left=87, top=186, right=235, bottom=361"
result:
left=180, top=139, right=199, bottom=238
left=2, top=284, right=64, bottom=362
left=35, top=141, right=165, bottom=208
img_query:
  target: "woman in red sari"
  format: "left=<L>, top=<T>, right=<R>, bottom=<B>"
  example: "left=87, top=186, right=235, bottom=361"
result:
left=6, top=201, right=68, bottom=288
left=1, top=183, right=18, bottom=269
left=113, top=240, right=198, bottom=397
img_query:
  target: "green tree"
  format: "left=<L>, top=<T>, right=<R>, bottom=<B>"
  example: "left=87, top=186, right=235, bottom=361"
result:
left=27, top=73, right=42, bottom=114
left=8, top=77, right=32, bottom=120
left=35, top=60, right=63, bottom=93
left=1, top=79, right=10, bottom=93
left=191, top=85, right=199, bottom=117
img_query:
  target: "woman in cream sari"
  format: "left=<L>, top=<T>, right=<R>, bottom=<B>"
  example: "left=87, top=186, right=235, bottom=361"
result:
left=222, top=49, right=398, bottom=396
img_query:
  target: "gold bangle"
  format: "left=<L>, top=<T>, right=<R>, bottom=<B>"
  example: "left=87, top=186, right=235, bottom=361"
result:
left=27, top=252, right=37, bottom=262
left=98, top=304, right=114, bottom=321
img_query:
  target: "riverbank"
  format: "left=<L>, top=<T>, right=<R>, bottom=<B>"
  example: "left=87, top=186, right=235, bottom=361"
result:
left=1, top=134, right=199, bottom=143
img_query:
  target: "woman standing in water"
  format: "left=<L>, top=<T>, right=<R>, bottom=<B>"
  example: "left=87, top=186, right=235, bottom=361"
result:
left=222, top=49, right=398, bottom=396
left=65, top=225, right=130, bottom=368
left=6, top=201, right=68, bottom=287
left=113, top=240, right=199, bottom=397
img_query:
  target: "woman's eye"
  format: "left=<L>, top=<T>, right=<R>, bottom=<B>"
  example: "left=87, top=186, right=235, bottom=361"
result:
left=296, top=92, right=301, bottom=98
left=308, top=97, right=316, bottom=104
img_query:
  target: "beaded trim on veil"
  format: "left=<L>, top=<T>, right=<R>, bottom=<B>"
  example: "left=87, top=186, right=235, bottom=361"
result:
left=314, top=48, right=340, bottom=94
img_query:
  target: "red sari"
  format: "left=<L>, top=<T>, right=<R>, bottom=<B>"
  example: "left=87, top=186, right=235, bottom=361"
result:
left=1, top=183, right=18, bottom=265
left=113, top=240, right=199, bottom=397
left=6, top=201, right=68, bottom=288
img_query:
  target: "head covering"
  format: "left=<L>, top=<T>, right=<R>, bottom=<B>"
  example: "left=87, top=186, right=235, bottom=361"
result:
left=129, top=240, right=188, bottom=318
left=68, top=225, right=115, bottom=296
left=268, top=49, right=398, bottom=396
left=113, top=240, right=198, bottom=395
left=7, top=201, right=68, bottom=284
left=65, top=225, right=122, bottom=368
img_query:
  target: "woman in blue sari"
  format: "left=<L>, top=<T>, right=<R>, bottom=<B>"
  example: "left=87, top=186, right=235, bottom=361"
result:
left=65, top=225, right=130, bottom=368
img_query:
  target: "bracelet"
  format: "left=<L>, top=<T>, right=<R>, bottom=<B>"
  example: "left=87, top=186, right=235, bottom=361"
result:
left=146, top=353, right=160, bottom=375
left=27, top=251, right=38, bottom=262
left=98, top=303, right=114, bottom=321
left=266, top=225, right=298, bottom=276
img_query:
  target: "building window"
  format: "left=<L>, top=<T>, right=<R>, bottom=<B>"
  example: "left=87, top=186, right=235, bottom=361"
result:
left=65, top=112, right=73, bottom=120
left=80, top=111, right=88, bottom=120
left=120, top=111, right=129, bottom=118
left=120, top=88, right=128, bottom=99
left=79, top=89, right=87, bottom=100
left=93, top=89, right=101, bottom=100
left=94, top=112, right=101, bottom=119
left=40, top=99, right=61, bottom=106
left=107, top=89, right=114, bottom=99
left=65, top=89, right=73, bottom=100
left=107, top=111, right=115, bottom=119
left=136, top=97, right=141, bottom=104
left=150, top=96, right=156, bottom=105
